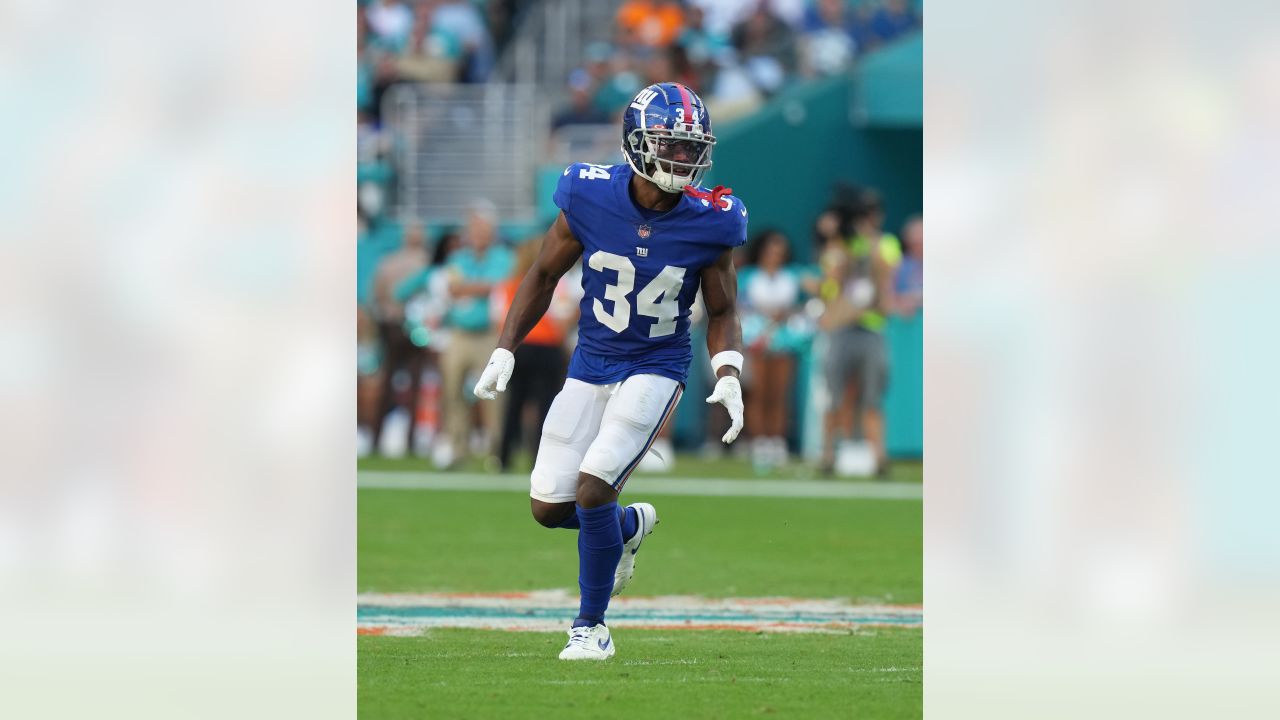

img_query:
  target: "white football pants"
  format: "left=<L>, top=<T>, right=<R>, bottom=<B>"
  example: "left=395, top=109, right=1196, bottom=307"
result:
left=529, top=374, right=682, bottom=503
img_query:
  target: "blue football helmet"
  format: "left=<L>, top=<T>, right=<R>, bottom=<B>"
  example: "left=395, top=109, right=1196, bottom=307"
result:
left=621, top=82, right=716, bottom=193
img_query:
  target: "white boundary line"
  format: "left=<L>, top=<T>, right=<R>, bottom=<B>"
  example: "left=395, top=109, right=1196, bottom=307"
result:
left=357, top=471, right=922, bottom=500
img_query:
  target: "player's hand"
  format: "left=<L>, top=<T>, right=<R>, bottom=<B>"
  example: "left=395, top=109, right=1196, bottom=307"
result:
left=705, top=375, right=744, bottom=444
left=473, top=348, right=515, bottom=400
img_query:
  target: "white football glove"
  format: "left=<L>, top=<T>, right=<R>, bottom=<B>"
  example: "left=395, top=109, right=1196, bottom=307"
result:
left=473, top=348, right=515, bottom=400
left=705, top=375, right=744, bottom=444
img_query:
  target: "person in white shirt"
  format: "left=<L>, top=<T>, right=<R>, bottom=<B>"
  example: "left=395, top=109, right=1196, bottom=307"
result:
left=741, top=229, right=802, bottom=466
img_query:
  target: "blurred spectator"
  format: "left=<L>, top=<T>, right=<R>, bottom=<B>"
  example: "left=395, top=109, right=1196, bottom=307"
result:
left=894, top=215, right=922, bottom=316
left=680, top=4, right=731, bottom=57
left=818, top=190, right=899, bottom=477
left=396, top=3, right=461, bottom=83
left=617, top=0, right=687, bottom=49
left=800, top=0, right=858, bottom=76
left=357, top=308, right=382, bottom=458
left=678, top=4, right=730, bottom=90
left=491, top=237, right=575, bottom=471
left=635, top=45, right=698, bottom=90
left=770, top=0, right=806, bottom=27
left=583, top=40, right=617, bottom=91
left=801, top=208, right=846, bottom=297
left=592, top=48, right=643, bottom=123
left=741, top=229, right=803, bottom=469
left=440, top=201, right=514, bottom=467
left=366, top=0, right=415, bottom=52
left=371, top=223, right=430, bottom=450
left=705, top=48, right=764, bottom=121
left=433, top=0, right=496, bottom=83
left=691, top=0, right=804, bottom=37
left=396, top=227, right=462, bottom=348
left=666, top=44, right=701, bottom=89
left=392, top=228, right=460, bottom=462
left=552, top=69, right=610, bottom=132
left=730, top=0, right=795, bottom=94
left=484, top=0, right=526, bottom=52
left=853, top=0, right=921, bottom=54
left=358, top=8, right=375, bottom=119
left=688, top=0, right=750, bottom=38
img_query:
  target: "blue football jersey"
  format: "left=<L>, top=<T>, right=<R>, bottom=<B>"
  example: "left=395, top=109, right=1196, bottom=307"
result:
left=554, top=162, right=748, bottom=385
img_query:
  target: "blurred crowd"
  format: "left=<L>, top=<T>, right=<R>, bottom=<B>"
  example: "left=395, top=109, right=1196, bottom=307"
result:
left=359, top=185, right=922, bottom=475
left=359, top=1, right=921, bottom=137
left=565, top=0, right=920, bottom=127
left=358, top=0, right=506, bottom=121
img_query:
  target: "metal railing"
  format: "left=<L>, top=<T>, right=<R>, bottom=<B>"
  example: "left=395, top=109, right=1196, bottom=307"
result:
left=497, top=0, right=623, bottom=88
left=546, top=123, right=621, bottom=166
left=384, top=84, right=549, bottom=224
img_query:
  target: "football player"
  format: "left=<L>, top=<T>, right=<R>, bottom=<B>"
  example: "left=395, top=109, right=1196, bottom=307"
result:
left=473, top=83, right=746, bottom=660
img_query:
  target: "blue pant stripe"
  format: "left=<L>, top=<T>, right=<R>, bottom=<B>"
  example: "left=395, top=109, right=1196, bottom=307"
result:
left=612, top=384, right=683, bottom=493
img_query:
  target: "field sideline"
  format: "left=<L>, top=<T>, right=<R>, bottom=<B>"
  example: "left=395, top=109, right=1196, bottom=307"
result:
left=359, top=465, right=922, bottom=718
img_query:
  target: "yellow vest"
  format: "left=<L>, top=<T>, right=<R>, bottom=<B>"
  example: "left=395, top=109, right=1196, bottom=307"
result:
left=846, top=233, right=901, bottom=332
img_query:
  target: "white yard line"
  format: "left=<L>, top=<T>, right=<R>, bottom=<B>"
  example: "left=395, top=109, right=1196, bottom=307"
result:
left=357, top=471, right=922, bottom=500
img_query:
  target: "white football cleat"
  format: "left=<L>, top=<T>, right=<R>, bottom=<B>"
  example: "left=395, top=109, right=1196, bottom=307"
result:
left=612, top=502, right=658, bottom=597
left=558, top=624, right=616, bottom=661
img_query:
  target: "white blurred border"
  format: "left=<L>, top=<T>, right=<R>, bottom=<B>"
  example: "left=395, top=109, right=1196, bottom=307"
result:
left=928, top=1, right=1280, bottom=717
left=1, top=2, right=353, bottom=718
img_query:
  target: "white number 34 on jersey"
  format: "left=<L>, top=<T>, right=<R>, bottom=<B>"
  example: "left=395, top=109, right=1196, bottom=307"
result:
left=587, top=251, right=686, bottom=338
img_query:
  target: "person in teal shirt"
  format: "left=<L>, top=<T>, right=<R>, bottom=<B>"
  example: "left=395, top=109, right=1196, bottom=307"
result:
left=440, top=201, right=514, bottom=466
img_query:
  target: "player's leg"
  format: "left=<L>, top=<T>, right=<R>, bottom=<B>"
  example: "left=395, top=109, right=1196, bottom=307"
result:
left=372, top=321, right=408, bottom=448
left=554, top=470, right=622, bottom=660
left=821, top=330, right=854, bottom=471
left=560, top=375, right=680, bottom=661
left=527, top=345, right=566, bottom=461
left=857, top=330, right=890, bottom=476
left=438, top=333, right=468, bottom=465
left=766, top=351, right=795, bottom=462
left=528, top=379, right=609, bottom=528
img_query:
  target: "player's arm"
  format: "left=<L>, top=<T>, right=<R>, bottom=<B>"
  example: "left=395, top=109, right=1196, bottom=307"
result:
left=497, top=212, right=582, bottom=350
left=700, top=248, right=745, bottom=443
left=701, top=248, right=743, bottom=378
left=473, top=212, right=582, bottom=399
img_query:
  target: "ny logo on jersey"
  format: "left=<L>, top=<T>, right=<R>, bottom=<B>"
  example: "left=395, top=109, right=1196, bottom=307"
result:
left=636, top=246, right=649, bottom=257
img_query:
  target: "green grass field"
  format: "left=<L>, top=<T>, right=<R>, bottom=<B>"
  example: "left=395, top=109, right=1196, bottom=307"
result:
left=359, top=629, right=921, bottom=719
left=358, top=461, right=922, bottom=719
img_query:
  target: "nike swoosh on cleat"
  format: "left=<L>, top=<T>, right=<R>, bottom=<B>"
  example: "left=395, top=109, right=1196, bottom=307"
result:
left=598, top=638, right=611, bottom=651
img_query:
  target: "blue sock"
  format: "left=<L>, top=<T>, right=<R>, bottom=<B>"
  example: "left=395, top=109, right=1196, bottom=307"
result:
left=553, top=506, right=635, bottom=538
left=574, top=502, right=622, bottom=627
left=620, top=506, right=639, bottom=543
